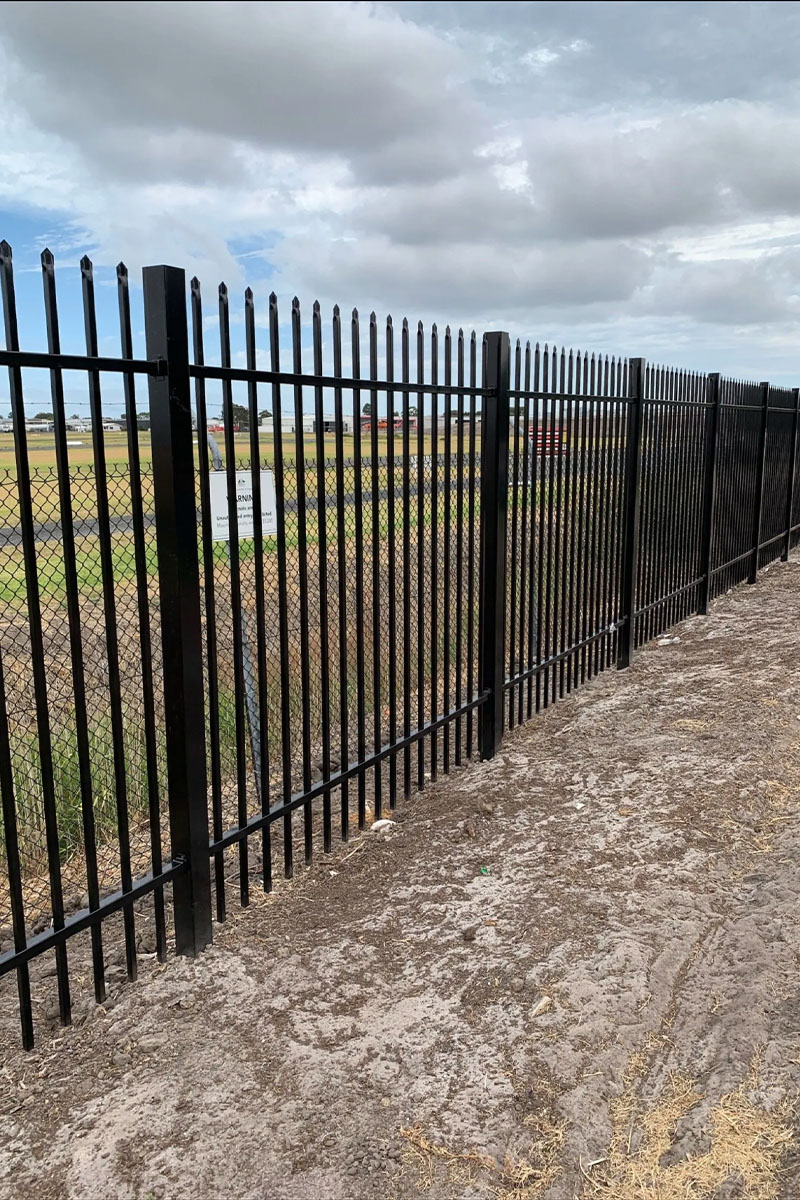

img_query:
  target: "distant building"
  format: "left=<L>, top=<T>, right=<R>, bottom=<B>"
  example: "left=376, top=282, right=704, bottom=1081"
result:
left=259, top=413, right=352, bottom=434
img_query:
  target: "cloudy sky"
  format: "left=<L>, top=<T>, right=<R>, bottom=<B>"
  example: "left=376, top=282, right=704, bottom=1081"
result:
left=1, top=0, right=800, bottom=402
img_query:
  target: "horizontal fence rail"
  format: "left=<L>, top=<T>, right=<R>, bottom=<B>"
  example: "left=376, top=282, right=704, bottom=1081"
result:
left=0, top=242, right=797, bottom=1048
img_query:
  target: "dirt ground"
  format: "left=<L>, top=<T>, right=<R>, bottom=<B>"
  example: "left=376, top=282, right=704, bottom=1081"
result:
left=2, top=559, right=800, bottom=1200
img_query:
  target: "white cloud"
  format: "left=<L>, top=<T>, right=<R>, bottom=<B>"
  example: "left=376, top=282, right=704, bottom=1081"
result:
left=0, top=0, right=797, bottom=378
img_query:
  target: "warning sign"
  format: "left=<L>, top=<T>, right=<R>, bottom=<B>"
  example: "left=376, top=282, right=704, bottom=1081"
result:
left=208, top=471, right=278, bottom=542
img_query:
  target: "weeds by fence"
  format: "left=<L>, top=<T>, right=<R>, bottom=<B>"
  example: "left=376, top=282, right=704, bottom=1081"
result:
left=0, top=242, right=798, bottom=1048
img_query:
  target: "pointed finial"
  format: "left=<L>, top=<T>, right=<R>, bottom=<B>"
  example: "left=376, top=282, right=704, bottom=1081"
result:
left=313, top=299, right=320, bottom=314
left=190, top=276, right=201, bottom=293
left=0, top=240, right=12, bottom=258
left=333, top=303, right=340, bottom=317
left=292, top=296, right=300, bottom=310
left=402, top=317, right=409, bottom=331
left=80, top=254, right=93, bottom=275
left=41, top=248, right=54, bottom=266
left=269, top=291, right=278, bottom=307
left=386, top=313, right=392, bottom=328
left=218, top=281, right=228, bottom=297
left=352, top=307, right=358, bottom=320
left=245, top=286, right=253, bottom=301
left=117, top=262, right=128, bottom=279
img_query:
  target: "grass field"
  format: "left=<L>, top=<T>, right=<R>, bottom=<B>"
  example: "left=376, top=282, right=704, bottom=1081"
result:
left=0, top=430, right=472, bottom=526
left=0, top=429, right=456, bottom=473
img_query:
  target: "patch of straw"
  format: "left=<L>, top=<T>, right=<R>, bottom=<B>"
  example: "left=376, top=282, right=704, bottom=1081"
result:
left=400, top=1106, right=565, bottom=1199
left=581, top=1050, right=795, bottom=1199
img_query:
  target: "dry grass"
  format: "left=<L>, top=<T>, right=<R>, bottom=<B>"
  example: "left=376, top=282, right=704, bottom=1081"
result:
left=580, top=1049, right=795, bottom=1199
left=398, top=1104, right=565, bottom=1199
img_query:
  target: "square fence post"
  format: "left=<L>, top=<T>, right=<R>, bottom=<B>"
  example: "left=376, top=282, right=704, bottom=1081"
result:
left=616, top=357, right=645, bottom=669
left=697, top=372, right=721, bottom=615
left=478, top=331, right=511, bottom=760
left=143, top=265, right=212, bottom=957
left=781, top=386, right=799, bottom=562
left=748, top=381, right=770, bottom=585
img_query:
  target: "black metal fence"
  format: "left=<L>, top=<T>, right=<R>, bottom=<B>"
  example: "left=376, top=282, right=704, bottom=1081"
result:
left=1, top=244, right=798, bottom=1047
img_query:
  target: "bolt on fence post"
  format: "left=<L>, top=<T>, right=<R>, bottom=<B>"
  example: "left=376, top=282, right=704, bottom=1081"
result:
left=748, top=381, right=770, bottom=585
left=781, top=386, right=799, bottom=562
left=616, top=357, right=645, bottom=669
left=697, top=372, right=721, bottom=615
left=143, top=265, right=212, bottom=957
left=478, top=331, right=511, bottom=760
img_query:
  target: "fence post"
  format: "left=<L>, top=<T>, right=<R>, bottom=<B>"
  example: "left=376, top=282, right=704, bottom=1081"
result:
left=143, top=265, right=212, bottom=957
left=748, top=381, right=770, bottom=585
left=616, top=357, right=645, bottom=669
left=781, top=386, right=799, bottom=562
left=697, top=372, right=721, bottom=615
left=478, top=331, right=510, bottom=760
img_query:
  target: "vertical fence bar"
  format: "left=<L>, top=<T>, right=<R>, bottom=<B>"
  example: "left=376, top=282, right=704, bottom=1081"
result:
left=401, top=319, right=412, bottom=795
left=508, top=341, right=521, bottom=727
left=518, top=344, right=532, bottom=719
left=598, top=359, right=614, bottom=668
left=119, top=264, right=167, bottom=958
left=579, top=354, right=595, bottom=681
left=0, top=242, right=71, bottom=1022
left=607, top=361, right=625, bottom=659
left=368, top=313, right=383, bottom=818
left=429, top=324, right=439, bottom=780
left=574, top=353, right=588, bottom=685
left=416, top=322, right=426, bottom=789
left=535, top=344, right=548, bottom=703
left=385, top=316, right=398, bottom=807
left=697, top=373, right=721, bottom=615
left=782, top=387, right=799, bottom=562
left=190, top=279, right=226, bottom=920
left=749, top=381, right=770, bottom=584
left=291, top=300, right=313, bottom=859
left=442, top=326, right=452, bottom=769
left=219, top=284, right=249, bottom=906
left=352, top=311, right=367, bottom=827
left=143, top=264, right=212, bottom=956
left=478, top=332, right=510, bottom=759
left=542, top=348, right=554, bottom=700
left=332, top=307, right=350, bottom=840
left=246, top=288, right=273, bottom=889
left=564, top=352, right=578, bottom=685
left=555, top=349, right=567, bottom=694
left=0, top=647, right=34, bottom=1048
left=268, top=295, right=294, bottom=876
left=466, top=332, right=477, bottom=757
left=312, top=302, right=332, bottom=848
left=41, top=251, right=105, bottom=1001
left=82, top=256, right=138, bottom=977
left=526, top=344, right=538, bottom=713
left=617, top=357, right=645, bottom=670
left=455, top=329, right=465, bottom=762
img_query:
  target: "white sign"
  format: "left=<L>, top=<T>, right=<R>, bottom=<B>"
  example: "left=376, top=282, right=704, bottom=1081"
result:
left=209, top=471, right=278, bottom=542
